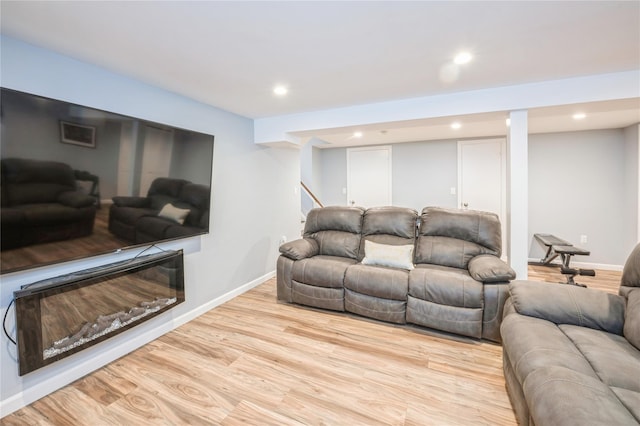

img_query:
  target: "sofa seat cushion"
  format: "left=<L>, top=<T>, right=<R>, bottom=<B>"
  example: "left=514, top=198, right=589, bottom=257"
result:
left=501, top=313, right=597, bottom=387
left=560, top=324, right=640, bottom=392
left=344, top=264, right=409, bottom=300
left=408, top=264, right=483, bottom=308
left=110, top=206, right=157, bottom=225
left=164, top=224, right=204, bottom=239
left=292, top=255, right=357, bottom=288
left=406, top=296, right=483, bottom=338
left=611, top=387, right=640, bottom=422
left=523, top=366, right=638, bottom=426
left=16, top=203, right=87, bottom=225
left=136, top=216, right=173, bottom=238
left=345, top=289, right=406, bottom=324
left=291, top=281, right=344, bottom=312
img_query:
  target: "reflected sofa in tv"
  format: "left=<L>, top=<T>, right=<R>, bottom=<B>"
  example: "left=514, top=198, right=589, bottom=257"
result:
left=0, top=157, right=97, bottom=250
left=108, top=177, right=210, bottom=244
left=277, top=206, right=516, bottom=342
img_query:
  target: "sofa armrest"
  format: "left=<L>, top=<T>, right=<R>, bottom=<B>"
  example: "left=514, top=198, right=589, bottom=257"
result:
left=57, top=191, right=95, bottom=208
left=509, top=280, right=626, bottom=335
left=112, top=196, right=150, bottom=208
left=468, top=255, right=516, bottom=283
left=279, top=238, right=319, bottom=260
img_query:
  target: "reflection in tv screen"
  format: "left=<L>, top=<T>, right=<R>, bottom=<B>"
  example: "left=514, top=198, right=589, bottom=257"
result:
left=0, top=88, right=214, bottom=273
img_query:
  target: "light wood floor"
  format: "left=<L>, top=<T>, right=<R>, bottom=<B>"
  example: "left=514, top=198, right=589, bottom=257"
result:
left=2, top=266, right=621, bottom=425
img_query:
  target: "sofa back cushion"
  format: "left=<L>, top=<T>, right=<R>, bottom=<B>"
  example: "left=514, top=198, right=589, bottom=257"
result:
left=415, top=207, right=501, bottom=269
left=620, top=243, right=640, bottom=297
left=175, top=183, right=211, bottom=228
left=358, top=206, right=418, bottom=262
left=624, top=289, right=640, bottom=350
left=1, top=158, right=77, bottom=205
left=147, top=178, right=190, bottom=210
left=304, top=206, right=364, bottom=259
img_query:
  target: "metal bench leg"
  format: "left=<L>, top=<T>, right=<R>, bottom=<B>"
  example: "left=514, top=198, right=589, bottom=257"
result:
left=540, top=246, right=559, bottom=265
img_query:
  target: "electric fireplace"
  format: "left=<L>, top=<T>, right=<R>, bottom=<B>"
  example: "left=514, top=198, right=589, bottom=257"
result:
left=14, top=250, right=185, bottom=375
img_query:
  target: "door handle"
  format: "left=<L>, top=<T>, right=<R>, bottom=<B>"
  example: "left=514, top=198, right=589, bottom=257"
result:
left=463, top=202, right=468, bottom=209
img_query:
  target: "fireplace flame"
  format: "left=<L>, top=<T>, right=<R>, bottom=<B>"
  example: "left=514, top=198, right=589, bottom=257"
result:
left=43, top=297, right=176, bottom=360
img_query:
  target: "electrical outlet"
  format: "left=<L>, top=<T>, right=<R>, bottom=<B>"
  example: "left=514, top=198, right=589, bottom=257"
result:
left=580, top=235, right=588, bottom=244
left=279, top=236, right=287, bottom=245
left=450, top=187, right=456, bottom=195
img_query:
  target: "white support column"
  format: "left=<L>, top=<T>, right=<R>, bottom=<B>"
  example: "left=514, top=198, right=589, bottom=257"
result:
left=507, top=110, right=529, bottom=279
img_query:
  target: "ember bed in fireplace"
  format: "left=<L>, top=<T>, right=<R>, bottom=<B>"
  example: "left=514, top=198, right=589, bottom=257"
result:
left=14, top=249, right=185, bottom=375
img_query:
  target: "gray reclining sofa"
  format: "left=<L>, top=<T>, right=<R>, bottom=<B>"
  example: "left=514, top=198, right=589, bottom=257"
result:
left=277, top=206, right=516, bottom=342
left=501, top=244, right=640, bottom=425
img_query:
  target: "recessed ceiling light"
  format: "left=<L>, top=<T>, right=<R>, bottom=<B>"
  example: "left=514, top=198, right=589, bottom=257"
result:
left=273, top=85, right=288, bottom=96
left=353, top=131, right=363, bottom=138
left=451, top=122, right=462, bottom=130
left=572, top=113, right=586, bottom=120
left=453, top=52, right=473, bottom=65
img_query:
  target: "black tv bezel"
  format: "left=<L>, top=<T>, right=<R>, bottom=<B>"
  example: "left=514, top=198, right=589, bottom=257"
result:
left=0, top=87, right=214, bottom=274
left=14, top=249, right=185, bottom=376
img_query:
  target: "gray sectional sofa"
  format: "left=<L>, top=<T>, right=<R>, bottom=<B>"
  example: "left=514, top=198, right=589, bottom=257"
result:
left=277, top=206, right=516, bottom=342
left=501, top=244, right=640, bottom=425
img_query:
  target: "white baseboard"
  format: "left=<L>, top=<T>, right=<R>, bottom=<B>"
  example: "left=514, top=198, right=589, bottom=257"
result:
left=0, top=270, right=275, bottom=418
left=528, top=258, right=623, bottom=272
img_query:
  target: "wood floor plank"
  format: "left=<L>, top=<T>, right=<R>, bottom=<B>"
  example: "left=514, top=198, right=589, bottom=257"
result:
left=2, top=266, right=622, bottom=425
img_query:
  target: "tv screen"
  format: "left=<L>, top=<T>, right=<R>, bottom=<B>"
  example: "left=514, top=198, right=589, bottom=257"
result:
left=0, top=88, right=214, bottom=274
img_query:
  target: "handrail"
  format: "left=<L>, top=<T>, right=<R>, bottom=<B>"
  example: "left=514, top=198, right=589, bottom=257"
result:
left=300, top=181, right=323, bottom=208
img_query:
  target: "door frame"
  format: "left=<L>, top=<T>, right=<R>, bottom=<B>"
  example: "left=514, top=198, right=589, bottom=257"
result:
left=346, top=145, right=392, bottom=207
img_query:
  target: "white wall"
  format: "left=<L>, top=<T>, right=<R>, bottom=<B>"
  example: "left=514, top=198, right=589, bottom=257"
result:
left=313, top=130, right=637, bottom=266
left=0, top=36, right=301, bottom=415
left=319, top=147, right=348, bottom=206
left=624, top=124, right=640, bottom=244
left=528, top=129, right=632, bottom=266
left=318, top=138, right=466, bottom=212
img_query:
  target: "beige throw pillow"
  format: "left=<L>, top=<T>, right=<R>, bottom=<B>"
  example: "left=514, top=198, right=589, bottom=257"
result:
left=158, top=203, right=190, bottom=225
left=361, top=240, right=414, bottom=270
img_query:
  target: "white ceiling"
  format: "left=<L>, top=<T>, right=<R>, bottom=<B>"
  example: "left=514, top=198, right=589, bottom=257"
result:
left=1, top=1, right=639, bottom=147
left=294, top=98, right=640, bottom=148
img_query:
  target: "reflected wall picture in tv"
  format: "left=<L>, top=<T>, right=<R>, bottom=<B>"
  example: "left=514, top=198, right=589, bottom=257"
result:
left=0, top=88, right=214, bottom=274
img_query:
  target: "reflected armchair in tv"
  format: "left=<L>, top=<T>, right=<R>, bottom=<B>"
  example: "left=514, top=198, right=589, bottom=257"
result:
left=108, top=177, right=210, bottom=244
left=0, top=158, right=97, bottom=250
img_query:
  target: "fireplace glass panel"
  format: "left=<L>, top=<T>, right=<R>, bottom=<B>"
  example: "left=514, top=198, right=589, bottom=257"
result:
left=14, top=250, right=184, bottom=375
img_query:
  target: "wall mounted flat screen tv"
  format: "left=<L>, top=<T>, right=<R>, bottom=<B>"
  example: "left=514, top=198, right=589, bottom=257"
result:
left=0, top=88, right=214, bottom=274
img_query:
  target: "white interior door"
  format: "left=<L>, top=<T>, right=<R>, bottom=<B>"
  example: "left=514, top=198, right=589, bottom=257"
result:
left=139, top=125, right=174, bottom=196
left=347, top=146, right=392, bottom=208
left=458, top=138, right=507, bottom=254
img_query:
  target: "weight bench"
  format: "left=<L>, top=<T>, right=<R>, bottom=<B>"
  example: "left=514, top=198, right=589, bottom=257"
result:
left=532, top=233, right=595, bottom=287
